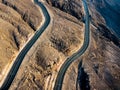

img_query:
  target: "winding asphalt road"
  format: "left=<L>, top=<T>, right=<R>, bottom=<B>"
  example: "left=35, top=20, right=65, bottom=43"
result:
left=54, top=0, right=90, bottom=90
left=0, top=0, right=50, bottom=89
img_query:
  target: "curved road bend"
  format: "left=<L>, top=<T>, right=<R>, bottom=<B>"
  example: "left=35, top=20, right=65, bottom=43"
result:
left=54, top=0, right=90, bottom=90
left=0, top=0, right=50, bottom=89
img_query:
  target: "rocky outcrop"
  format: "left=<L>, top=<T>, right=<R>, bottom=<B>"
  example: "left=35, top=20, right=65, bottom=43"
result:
left=46, top=0, right=84, bottom=20
left=81, top=25, right=120, bottom=90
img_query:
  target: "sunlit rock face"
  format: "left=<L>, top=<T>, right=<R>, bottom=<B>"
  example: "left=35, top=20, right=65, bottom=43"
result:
left=88, top=0, right=120, bottom=38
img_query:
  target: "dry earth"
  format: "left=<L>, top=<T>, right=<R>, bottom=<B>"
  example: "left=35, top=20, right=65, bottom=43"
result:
left=9, top=1, right=84, bottom=90
left=43, top=0, right=120, bottom=90
left=1, top=0, right=120, bottom=90
left=0, top=0, right=42, bottom=83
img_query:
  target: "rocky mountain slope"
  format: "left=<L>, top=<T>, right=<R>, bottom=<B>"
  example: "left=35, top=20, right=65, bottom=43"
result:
left=0, top=0, right=42, bottom=82
left=59, top=0, right=120, bottom=90
left=1, top=0, right=120, bottom=90
left=9, top=2, right=84, bottom=90
left=44, top=0, right=120, bottom=90
left=88, top=0, right=120, bottom=38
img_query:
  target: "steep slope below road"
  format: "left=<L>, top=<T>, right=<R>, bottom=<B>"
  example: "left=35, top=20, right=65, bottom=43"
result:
left=87, top=0, right=120, bottom=38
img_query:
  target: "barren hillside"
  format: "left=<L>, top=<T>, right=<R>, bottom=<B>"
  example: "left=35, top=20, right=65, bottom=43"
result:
left=0, top=0, right=42, bottom=82
left=1, top=0, right=120, bottom=90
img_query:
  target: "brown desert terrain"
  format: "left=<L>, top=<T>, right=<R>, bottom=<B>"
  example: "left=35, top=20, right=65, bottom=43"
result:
left=9, top=2, right=84, bottom=89
left=0, top=0, right=120, bottom=90
left=0, top=0, right=42, bottom=83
